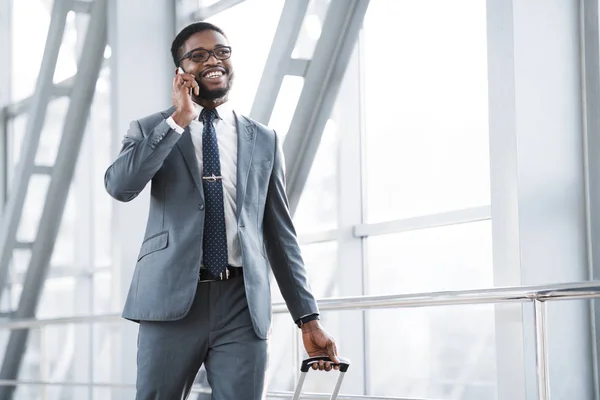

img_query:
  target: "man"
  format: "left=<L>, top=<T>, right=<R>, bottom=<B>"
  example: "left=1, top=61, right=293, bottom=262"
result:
left=104, top=21, right=339, bottom=399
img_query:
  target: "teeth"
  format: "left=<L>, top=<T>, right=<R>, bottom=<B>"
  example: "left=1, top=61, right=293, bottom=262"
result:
left=205, top=71, right=223, bottom=78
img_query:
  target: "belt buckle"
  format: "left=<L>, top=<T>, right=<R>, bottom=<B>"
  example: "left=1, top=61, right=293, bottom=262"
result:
left=218, top=267, right=230, bottom=281
left=199, top=266, right=230, bottom=282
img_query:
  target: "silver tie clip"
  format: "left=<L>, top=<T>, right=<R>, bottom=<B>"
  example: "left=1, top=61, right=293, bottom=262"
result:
left=202, top=174, right=222, bottom=183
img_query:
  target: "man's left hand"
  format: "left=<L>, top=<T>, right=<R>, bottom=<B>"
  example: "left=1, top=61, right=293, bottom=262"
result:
left=301, top=321, right=340, bottom=371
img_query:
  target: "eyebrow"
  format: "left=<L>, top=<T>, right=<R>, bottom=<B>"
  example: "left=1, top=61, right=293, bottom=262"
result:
left=185, top=44, right=229, bottom=53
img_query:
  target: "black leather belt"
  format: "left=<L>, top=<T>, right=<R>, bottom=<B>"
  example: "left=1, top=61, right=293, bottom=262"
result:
left=199, top=266, right=243, bottom=282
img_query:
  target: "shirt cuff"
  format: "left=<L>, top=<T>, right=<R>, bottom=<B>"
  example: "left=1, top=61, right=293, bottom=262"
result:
left=165, top=116, right=184, bottom=134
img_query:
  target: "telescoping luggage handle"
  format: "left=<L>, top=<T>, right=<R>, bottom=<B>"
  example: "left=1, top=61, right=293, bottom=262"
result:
left=292, top=356, right=351, bottom=400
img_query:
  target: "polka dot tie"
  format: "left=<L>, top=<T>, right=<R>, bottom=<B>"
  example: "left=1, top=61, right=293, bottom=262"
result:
left=200, top=108, right=228, bottom=278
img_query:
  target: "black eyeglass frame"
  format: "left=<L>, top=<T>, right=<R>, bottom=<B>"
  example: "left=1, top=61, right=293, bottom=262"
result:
left=177, top=46, right=232, bottom=66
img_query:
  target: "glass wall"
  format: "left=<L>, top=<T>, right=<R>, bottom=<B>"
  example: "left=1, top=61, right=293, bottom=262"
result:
left=0, top=0, right=496, bottom=397
left=2, top=0, right=596, bottom=399
left=0, top=0, right=495, bottom=398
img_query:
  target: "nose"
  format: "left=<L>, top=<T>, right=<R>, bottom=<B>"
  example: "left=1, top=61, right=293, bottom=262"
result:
left=206, top=52, right=221, bottom=64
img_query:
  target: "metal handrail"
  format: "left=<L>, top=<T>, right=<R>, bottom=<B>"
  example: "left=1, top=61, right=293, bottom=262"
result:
left=0, top=281, right=598, bottom=400
left=0, top=281, right=598, bottom=329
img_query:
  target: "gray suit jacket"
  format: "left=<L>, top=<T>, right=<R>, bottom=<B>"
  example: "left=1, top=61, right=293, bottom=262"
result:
left=104, top=106, right=319, bottom=339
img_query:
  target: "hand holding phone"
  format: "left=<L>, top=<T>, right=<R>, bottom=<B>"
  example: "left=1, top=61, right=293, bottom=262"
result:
left=172, top=67, right=197, bottom=127
left=177, top=67, right=194, bottom=96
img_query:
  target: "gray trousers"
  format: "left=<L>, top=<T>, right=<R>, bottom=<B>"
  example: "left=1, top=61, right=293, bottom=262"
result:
left=135, top=275, right=268, bottom=400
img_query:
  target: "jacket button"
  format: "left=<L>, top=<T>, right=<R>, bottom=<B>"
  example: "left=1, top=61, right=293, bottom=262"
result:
left=197, top=204, right=204, bottom=210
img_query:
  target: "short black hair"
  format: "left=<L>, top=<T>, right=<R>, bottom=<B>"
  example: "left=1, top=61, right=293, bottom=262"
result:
left=170, top=22, right=227, bottom=66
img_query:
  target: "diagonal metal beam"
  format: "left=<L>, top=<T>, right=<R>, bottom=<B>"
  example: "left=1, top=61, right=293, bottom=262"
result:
left=0, top=0, right=70, bottom=302
left=249, top=0, right=310, bottom=124
left=71, top=0, right=93, bottom=14
left=287, top=59, right=310, bottom=77
left=192, top=0, right=247, bottom=20
left=0, top=0, right=107, bottom=396
left=5, top=82, right=70, bottom=117
left=4, top=58, right=109, bottom=118
left=283, top=0, right=370, bottom=213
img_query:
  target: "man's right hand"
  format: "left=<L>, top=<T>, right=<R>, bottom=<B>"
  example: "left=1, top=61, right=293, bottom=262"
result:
left=171, top=71, right=199, bottom=128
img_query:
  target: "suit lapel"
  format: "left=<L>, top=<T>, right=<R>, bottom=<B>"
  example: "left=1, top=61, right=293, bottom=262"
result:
left=176, top=127, right=204, bottom=196
left=235, top=111, right=257, bottom=221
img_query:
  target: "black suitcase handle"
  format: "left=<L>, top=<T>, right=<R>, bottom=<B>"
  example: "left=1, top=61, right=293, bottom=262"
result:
left=300, top=356, right=350, bottom=373
left=293, top=356, right=351, bottom=399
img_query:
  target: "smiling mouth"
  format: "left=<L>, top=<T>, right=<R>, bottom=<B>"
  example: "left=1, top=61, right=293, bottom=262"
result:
left=202, top=68, right=226, bottom=80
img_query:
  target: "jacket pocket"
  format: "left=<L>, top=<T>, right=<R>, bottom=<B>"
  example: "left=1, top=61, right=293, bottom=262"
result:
left=137, top=231, right=169, bottom=261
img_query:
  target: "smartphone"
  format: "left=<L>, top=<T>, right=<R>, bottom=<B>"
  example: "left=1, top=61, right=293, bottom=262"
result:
left=177, top=67, right=193, bottom=95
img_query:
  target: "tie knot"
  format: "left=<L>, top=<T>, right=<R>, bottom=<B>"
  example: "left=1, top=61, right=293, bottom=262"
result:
left=200, top=107, right=218, bottom=124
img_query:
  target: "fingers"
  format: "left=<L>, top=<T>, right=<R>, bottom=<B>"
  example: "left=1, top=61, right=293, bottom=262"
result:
left=172, top=75, right=188, bottom=95
left=173, top=73, right=199, bottom=96
left=173, top=74, right=182, bottom=89
left=328, top=340, right=340, bottom=365
left=309, top=357, right=337, bottom=372
left=321, top=338, right=339, bottom=371
left=310, top=359, right=332, bottom=371
left=180, top=73, right=199, bottom=95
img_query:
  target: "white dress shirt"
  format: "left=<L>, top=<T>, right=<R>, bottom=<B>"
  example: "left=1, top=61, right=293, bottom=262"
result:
left=166, top=102, right=242, bottom=267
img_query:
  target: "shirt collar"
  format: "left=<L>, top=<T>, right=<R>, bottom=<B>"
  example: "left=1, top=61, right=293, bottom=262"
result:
left=194, top=101, right=235, bottom=126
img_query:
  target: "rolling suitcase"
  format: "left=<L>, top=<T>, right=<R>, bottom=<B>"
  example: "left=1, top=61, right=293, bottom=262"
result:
left=292, top=356, right=351, bottom=400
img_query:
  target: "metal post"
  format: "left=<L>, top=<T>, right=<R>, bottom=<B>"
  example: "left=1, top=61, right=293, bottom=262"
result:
left=336, top=33, right=367, bottom=395
left=0, top=0, right=11, bottom=213
left=283, top=0, right=370, bottom=213
left=581, top=0, right=600, bottom=398
left=0, top=109, right=7, bottom=212
left=0, top=0, right=107, bottom=396
left=533, top=300, right=550, bottom=400
left=70, top=11, right=96, bottom=400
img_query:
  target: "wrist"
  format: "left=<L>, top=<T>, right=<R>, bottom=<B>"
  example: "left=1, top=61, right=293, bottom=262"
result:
left=300, top=320, right=321, bottom=333
left=297, top=314, right=320, bottom=330
left=171, top=110, right=194, bottom=128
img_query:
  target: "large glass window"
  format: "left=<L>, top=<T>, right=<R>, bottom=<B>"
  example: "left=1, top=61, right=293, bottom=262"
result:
left=360, top=2, right=494, bottom=397
left=11, top=0, right=52, bottom=102
left=362, top=0, right=490, bottom=223
left=367, top=305, right=497, bottom=399
left=293, top=116, right=339, bottom=235
left=365, top=222, right=496, bottom=397
left=367, top=221, right=493, bottom=294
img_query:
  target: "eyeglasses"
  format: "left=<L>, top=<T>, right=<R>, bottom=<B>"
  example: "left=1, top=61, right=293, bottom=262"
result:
left=178, top=46, right=232, bottom=65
